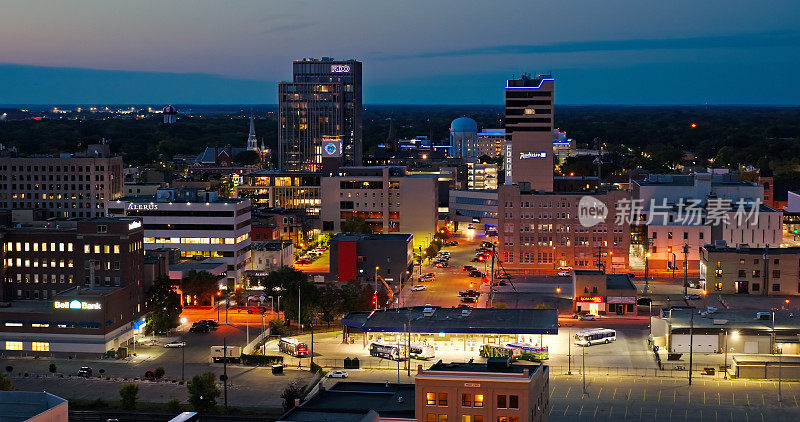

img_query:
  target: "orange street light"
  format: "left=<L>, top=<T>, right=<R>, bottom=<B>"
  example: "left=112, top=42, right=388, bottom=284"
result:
left=702, top=290, right=707, bottom=296
left=556, top=287, right=561, bottom=294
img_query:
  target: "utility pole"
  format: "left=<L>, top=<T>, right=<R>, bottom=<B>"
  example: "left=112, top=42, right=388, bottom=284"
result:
left=567, top=327, right=572, bottom=375
left=310, top=316, right=315, bottom=368
left=689, top=309, right=694, bottom=385
left=683, top=243, right=689, bottom=295
left=298, top=286, right=301, bottom=332
left=724, top=329, right=728, bottom=380
left=181, top=342, right=185, bottom=381
left=643, top=236, right=651, bottom=294
left=489, top=243, right=496, bottom=308
left=374, top=266, right=379, bottom=310
left=581, top=342, right=586, bottom=395
left=223, top=337, right=228, bottom=410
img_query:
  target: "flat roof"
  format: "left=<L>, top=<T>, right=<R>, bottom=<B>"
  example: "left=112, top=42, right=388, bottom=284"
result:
left=115, top=196, right=248, bottom=204
left=280, top=382, right=415, bottom=421
left=333, top=233, right=413, bottom=242
left=342, top=306, right=558, bottom=335
left=702, top=244, right=800, bottom=254
left=573, top=271, right=636, bottom=290
left=0, top=391, right=66, bottom=422
left=427, top=359, right=539, bottom=376
left=664, top=308, right=800, bottom=332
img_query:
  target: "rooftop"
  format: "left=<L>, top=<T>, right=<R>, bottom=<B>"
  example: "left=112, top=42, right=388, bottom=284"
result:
left=664, top=308, right=800, bottom=333
left=0, top=391, right=67, bottom=422
left=702, top=244, right=800, bottom=254
left=342, top=306, right=558, bottom=335
left=333, top=233, right=413, bottom=242
left=427, top=358, right=539, bottom=377
left=573, top=271, right=636, bottom=291
left=114, top=196, right=248, bottom=204
left=279, top=382, right=414, bottom=422
left=251, top=240, right=293, bottom=251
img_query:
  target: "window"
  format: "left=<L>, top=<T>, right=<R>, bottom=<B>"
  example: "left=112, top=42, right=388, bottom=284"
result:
left=462, top=394, right=472, bottom=407
left=427, top=414, right=437, bottom=422
left=739, top=259, right=745, bottom=264
left=497, top=395, right=507, bottom=408
left=509, top=395, right=519, bottom=409
left=738, top=270, right=746, bottom=277
left=438, top=416, right=448, bottom=422
left=714, top=282, right=722, bottom=291
left=5, top=341, right=22, bottom=350
left=774, top=259, right=780, bottom=265
left=773, top=283, right=780, bottom=292
left=97, top=225, right=107, bottom=233
left=753, top=283, right=760, bottom=291
left=32, top=342, right=49, bottom=351
left=667, top=232, right=673, bottom=239
left=715, top=269, right=723, bottom=277
left=473, top=394, right=484, bottom=407
left=474, top=417, right=483, bottom=422
left=684, top=232, right=689, bottom=239
left=439, top=393, right=448, bottom=406
left=753, top=270, right=761, bottom=278
left=462, top=417, right=472, bottom=422
left=773, top=270, right=781, bottom=278
left=497, top=417, right=508, bottom=422
left=427, top=393, right=436, bottom=406
left=699, top=232, right=704, bottom=240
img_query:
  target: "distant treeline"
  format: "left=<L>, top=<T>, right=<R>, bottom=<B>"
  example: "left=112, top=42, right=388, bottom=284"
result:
left=1, top=106, right=799, bottom=176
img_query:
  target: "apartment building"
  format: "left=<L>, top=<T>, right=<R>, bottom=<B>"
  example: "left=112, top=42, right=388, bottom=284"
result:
left=699, top=244, right=800, bottom=295
left=497, top=184, right=630, bottom=272
left=320, top=167, right=438, bottom=248
left=108, top=189, right=251, bottom=284
left=416, top=359, right=550, bottom=422
left=0, top=142, right=123, bottom=218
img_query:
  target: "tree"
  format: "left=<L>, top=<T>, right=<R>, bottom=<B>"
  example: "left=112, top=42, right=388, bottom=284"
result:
left=49, top=363, right=57, bottom=374
left=146, top=276, right=183, bottom=334
left=154, top=367, right=165, bottom=379
left=186, top=372, right=221, bottom=413
left=180, top=271, right=220, bottom=307
left=341, top=217, right=372, bottom=234
left=119, top=383, right=138, bottom=410
left=0, top=374, right=13, bottom=391
left=280, top=380, right=304, bottom=411
left=234, top=150, right=261, bottom=165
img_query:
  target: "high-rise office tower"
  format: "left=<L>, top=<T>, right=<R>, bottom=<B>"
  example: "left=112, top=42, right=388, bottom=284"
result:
left=504, top=74, right=554, bottom=191
left=278, top=58, right=362, bottom=171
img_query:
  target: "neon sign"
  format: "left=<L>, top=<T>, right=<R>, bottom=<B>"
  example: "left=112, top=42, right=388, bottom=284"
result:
left=577, top=296, right=604, bottom=303
left=331, top=65, right=351, bottom=73
left=127, top=203, right=158, bottom=211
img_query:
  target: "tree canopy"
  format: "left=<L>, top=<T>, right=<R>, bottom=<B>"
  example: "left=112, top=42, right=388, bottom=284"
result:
left=146, top=276, right=182, bottom=334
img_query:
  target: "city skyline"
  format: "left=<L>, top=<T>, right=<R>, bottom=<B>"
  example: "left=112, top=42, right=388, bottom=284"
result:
left=0, top=1, right=799, bottom=105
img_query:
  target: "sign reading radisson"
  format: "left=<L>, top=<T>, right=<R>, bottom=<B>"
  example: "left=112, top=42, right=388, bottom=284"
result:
left=519, top=151, right=547, bottom=159
left=127, top=203, right=158, bottom=211
left=54, top=299, right=102, bottom=310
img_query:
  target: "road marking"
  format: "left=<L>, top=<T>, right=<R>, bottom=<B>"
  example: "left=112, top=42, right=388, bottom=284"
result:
left=745, top=411, right=749, bottom=422
left=732, top=392, right=735, bottom=406
left=609, top=406, right=613, bottom=418
left=563, top=404, right=570, bottom=416
left=658, top=390, right=661, bottom=403
left=688, top=390, right=691, bottom=404
left=624, top=405, right=628, bottom=419
left=578, top=404, right=584, bottom=417
left=566, top=386, right=572, bottom=398
left=628, top=388, right=632, bottom=400
left=593, top=405, right=598, bottom=419
left=747, top=393, right=750, bottom=406
left=670, top=408, right=673, bottom=421
left=596, top=387, right=603, bottom=400
left=612, top=387, right=617, bottom=400
left=762, top=393, right=765, bottom=406
left=704, top=391, right=706, bottom=404
left=684, top=409, right=688, bottom=422
left=643, top=389, right=646, bottom=402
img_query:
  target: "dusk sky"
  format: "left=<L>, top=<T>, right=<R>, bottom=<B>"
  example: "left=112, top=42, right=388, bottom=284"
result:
left=1, top=0, right=799, bottom=105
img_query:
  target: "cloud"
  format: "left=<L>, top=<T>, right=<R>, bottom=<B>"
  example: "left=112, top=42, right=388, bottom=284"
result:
left=384, top=30, right=800, bottom=60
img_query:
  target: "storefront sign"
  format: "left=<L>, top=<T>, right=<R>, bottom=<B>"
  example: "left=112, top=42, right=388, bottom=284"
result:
left=331, top=64, right=351, bottom=73
left=127, top=203, right=158, bottom=211
left=54, top=300, right=102, bottom=310
left=464, top=383, right=481, bottom=387
left=577, top=296, right=604, bottom=303
left=607, top=296, right=636, bottom=304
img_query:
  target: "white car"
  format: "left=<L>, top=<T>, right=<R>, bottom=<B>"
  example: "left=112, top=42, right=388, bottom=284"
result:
left=557, top=271, right=571, bottom=277
left=411, top=285, right=427, bottom=291
left=579, top=314, right=597, bottom=321
left=328, top=370, right=349, bottom=378
left=164, top=341, right=186, bottom=348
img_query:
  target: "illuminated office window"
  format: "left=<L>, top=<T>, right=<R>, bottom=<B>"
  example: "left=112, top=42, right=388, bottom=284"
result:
left=5, top=341, right=22, bottom=350
left=32, top=342, right=49, bottom=351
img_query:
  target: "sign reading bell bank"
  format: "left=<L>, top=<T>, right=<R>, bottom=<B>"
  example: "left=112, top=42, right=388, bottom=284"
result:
left=54, top=299, right=102, bottom=310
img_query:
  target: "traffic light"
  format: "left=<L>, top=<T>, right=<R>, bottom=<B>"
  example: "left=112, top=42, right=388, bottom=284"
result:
left=794, top=229, right=798, bottom=234
left=371, top=293, right=377, bottom=307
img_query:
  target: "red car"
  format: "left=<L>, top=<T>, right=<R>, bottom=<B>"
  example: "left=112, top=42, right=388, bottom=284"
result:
left=295, top=258, right=311, bottom=265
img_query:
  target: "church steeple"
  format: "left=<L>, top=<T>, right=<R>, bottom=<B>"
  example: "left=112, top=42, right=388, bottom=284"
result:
left=247, top=115, right=258, bottom=151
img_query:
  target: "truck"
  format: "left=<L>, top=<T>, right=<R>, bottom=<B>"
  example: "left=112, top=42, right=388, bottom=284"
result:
left=210, top=345, right=241, bottom=363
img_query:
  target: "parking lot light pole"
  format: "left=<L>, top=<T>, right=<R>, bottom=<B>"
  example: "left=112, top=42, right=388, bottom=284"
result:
left=181, top=342, right=185, bottom=381
left=581, top=342, right=586, bottom=395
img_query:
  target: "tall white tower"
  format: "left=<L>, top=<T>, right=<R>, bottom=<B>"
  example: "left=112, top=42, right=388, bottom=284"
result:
left=247, top=115, right=258, bottom=151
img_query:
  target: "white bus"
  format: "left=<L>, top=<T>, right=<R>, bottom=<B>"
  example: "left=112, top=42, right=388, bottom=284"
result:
left=573, top=329, right=616, bottom=346
left=369, top=343, right=409, bottom=361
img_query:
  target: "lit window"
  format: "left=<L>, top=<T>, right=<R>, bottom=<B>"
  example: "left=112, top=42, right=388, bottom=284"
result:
left=31, top=322, right=49, bottom=328
left=68, top=243, right=73, bottom=252
left=59, top=243, right=65, bottom=252
left=426, top=392, right=436, bottom=406
left=439, top=393, right=448, bottom=406
left=94, top=245, right=100, bottom=254
left=32, top=342, right=49, bottom=351
left=84, top=245, right=90, bottom=253
left=5, top=341, right=22, bottom=350
left=474, top=394, right=484, bottom=407
left=114, top=245, right=120, bottom=254
left=104, top=245, right=110, bottom=253
left=4, top=322, right=22, bottom=327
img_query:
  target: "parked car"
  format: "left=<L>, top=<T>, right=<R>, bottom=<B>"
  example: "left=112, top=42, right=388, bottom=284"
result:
left=446, top=241, right=458, bottom=246
left=435, top=261, right=449, bottom=268
left=572, top=311, right=589, bottom=319
left=411, top=285, right=427, bottom=291
left=557, top=270, right=571, bottom=277
left=457, top=304, right=473, bottom=309
left=684, top=294, right=701, bottom=300
left=459, top=289, right=480, bottom=297
left=462, top=265, right=476, bottom=272
left=468, top=270, right=484, bottom=278
left=328, top=370, right=349, bottom=378
left=295, top=258, right=311, bottom=265
left=78, top=366, right=93, bottom=377
left=247, top=307, right=267, bottom=314
left=579, top=314, right=597, bottom=321
left=202, top=320, right=219, bottom=327
left=189, top=325, right=210, bottom=333
left=481, top=241, right=494, bottom=248
left=165, top=341, right=186, bottom=348
left=460, top=296, right=477, bottom=304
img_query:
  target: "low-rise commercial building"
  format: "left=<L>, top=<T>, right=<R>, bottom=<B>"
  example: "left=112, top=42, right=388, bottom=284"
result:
left=699, top=244, right=800, bottom=295
left=342, top=306, right=558, bottom=353
left=236, top=170, right=321, bottom=216
left=0, top=391, right=68, bottom=422
left=330, top=233, right=413, bottom=284
left=416, top=359, right=550, bottom=422
left=321, top=167, right=438, bottom=248
left=108, top=188, right=251, bottom=284
left=249, top=240, right=294, bottom=272
left=572, top=271, right=637, bottom=315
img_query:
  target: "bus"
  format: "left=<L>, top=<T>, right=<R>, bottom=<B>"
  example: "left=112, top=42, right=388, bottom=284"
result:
left=279, top=337, right=309, bottom=357
left=573, top=329, right=616, bottom=346
left=506, top=343, right=549, bottom=361
left=369, top=343, right=409, bottom=361
left=479, top=344, right=521, bottom=360
left=409, top=344, right=435, bottom=360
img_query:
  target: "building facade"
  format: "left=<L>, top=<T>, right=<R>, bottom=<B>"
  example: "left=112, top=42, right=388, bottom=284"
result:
left=448, top=189, right=499, bottom=233
left=498, top=185, right=630, bottom=272
left=466, top=161, right=498, bottom=190
left=320, top=167, right=438, bottom=248
left=108, top=189, right=251, bottom=284
left=572, top=271, right=637, bottom=315
left=329, top=233, right=413, bottom=284
left=699, top=244, right=800, bottom=295
left=235, top=170, right=321, bottom=216
left=476, top=129, right=506, bottom=158
left=0, top=143, right=123, bottom=218
left=504, top=74, right=554, bottom=191
left=278, top=58, right=362, bottom=170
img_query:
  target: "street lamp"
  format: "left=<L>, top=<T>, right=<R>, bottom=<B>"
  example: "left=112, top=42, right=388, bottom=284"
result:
left=374, top=266, right=380, bottom=310
left=725, top=330, right=738, bottom=380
